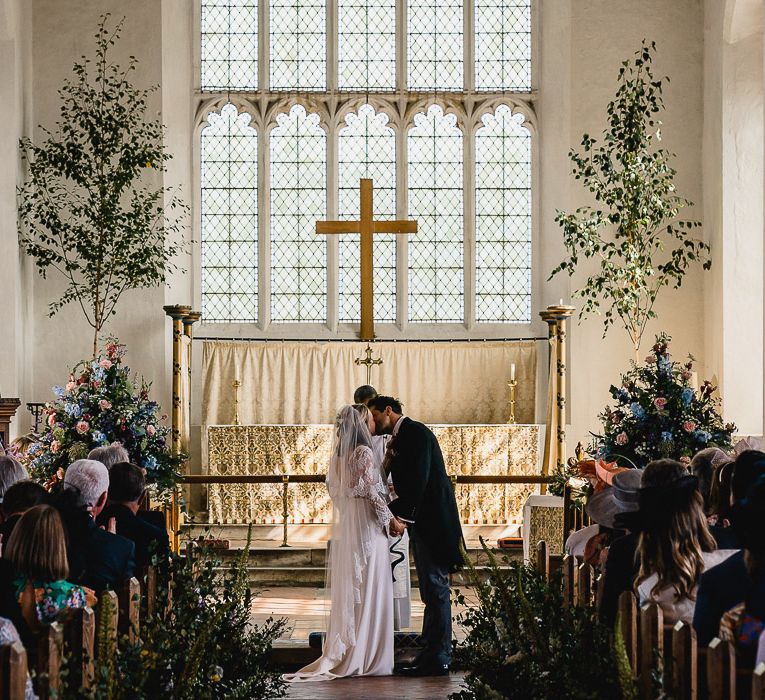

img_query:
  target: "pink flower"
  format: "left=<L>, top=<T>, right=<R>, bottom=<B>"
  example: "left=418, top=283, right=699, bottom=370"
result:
left=683, top=421, right=696, bottom=433
left=91, top=381, right=101, bottom=390
left=645, top=355, right=656, bottom=364
left=680, top=456, right=691, bottom=465
left=146, top=425, right=156, bottom=437
left=50, top=440, right=61, bottom=453
left=66, top=381, right=76, bottom=392
left=76, top=421, right=89, bottom=435
left=681, top=371, right=692, bottom=380
left=99, top=399, right=112, bottom=411
left=615, top=432, right=629, bottom=446
left=654, top=397, right=667, bottom=410
left=99, top=359, right=112, bottom=370
left=47, top=413, right=57, bottom=427
left=107, top=343, right=118, bottom=358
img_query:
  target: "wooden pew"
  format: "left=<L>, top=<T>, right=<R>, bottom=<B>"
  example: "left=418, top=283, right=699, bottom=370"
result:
left=671, top=621, right=697, bottom=700
left=535, top=540, right=549, bottom=581
left=0, top=641, right=28, bottom=700
left=561, top=555, right=576, bottom=605
left=64, top=606, right=95, bottom=690
left=119, top=577, right=141, bottom=643
left=618, top=591, right=638, bottom=676
left=706, top=637, right=736, bottom=700
left=36, top=622, right=63, bottom=700
left=639, top=602, right=664, bottom=698
left=753, top=662, right=764, bottom=700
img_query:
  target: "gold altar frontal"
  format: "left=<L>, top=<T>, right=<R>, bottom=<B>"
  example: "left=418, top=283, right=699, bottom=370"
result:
left=207, top=424, right=542, bottom=524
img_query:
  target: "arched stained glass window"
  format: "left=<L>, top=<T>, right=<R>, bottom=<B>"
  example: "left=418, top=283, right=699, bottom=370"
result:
left=201, top=1, right=258, bottom=91
left=200, top=104, right=259, bottom=322
left=407, top=0, right=463, bottom=90
left=407, top=105, right=463, bottom=322
left=270, top=105, right=327, bottom=322
left=475, top=0, right=532, bottom=91
left=338, top=105, right=397, bottom=323
left=270, top=0, right=326, bottom=90
left=475, top=105, right=532, bottom=322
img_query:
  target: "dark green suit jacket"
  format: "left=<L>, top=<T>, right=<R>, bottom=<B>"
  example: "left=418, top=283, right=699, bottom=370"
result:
left=386, top=417, right=465, bottom=569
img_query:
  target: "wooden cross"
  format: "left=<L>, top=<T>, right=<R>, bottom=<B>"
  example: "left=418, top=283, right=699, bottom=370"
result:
left=355, top=344, right=383, bottom=384
left=316, top=179, right=417, bottom=340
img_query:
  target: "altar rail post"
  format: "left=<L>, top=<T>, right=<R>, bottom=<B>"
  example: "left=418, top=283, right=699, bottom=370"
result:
left=163, top=305, right=195, bottom=553
left=182, top=474, right=553, bottom=547
left=539, top=305, right=575, bottom=493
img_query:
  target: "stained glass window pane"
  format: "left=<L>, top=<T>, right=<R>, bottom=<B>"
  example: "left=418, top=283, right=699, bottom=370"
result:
left=338, top=105, right=396, bottom=323
left=338, top=1, right=396, bottom=90
left=407, top=105, right=463, bottom=322
left=270, top=0, right=326, bottom=90
left=475, top=105, right=531, bottom=322
left=201, top=104, right=258, bottom=322
left=270, top=105, right=327, bottom=322
left=408, top=0, right=463, bottom=90
left=201, top=1, right=258, bottom=91
left=475, top=0, right=532, bottom=91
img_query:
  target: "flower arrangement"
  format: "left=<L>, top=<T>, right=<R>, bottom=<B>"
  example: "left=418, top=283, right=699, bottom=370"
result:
left=27, top=339, right=181, bottom=492
left=592, top=333, right=735, bottom=468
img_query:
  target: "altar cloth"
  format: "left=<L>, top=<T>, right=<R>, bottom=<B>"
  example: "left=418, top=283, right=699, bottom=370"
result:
left=207, top=423, right=542, bottom=524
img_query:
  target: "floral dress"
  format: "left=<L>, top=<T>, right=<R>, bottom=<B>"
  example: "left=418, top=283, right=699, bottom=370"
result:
left=14, top=578, right=92, bottom=625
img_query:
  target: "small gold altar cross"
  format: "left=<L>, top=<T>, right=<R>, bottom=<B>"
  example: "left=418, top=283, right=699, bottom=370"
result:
left=316, top=179, right=417, bottom=340
left=355, top=344, right=383, bottom=384
left=232, top=379, right=241, bottom=426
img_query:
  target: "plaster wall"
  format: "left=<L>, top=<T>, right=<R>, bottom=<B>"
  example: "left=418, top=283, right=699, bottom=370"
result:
left=14, top=0, right=727, bottom=462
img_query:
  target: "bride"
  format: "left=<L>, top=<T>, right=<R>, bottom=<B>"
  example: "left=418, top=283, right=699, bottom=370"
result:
left=284, top=404, right=394, bottom=681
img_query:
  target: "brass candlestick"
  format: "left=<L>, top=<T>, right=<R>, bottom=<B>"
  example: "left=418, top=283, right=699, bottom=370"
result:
left=232, top=379, right=241, bottom=426
left=508, top=379, right=518, bottom=424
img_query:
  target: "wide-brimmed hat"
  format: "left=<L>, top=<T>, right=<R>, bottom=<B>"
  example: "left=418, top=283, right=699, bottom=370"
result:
left=585, top=468, right=643, bottom=529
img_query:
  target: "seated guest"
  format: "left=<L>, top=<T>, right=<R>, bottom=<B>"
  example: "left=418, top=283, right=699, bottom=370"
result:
left=8, top=434, right=35, bottom=464
left=0, top=481, right=47, bottom=547
left=87, top=442, right=129, bottom=470
left=730, top=450, right=765, bottom=507
left=5, top=505, right=96, bottom=630
left=694, top=476, right=765, bottom=646
left=635, top=459, right=738, bottom=625
left=709, top=459, right=735, bottom=526
left=97, top=462, right=169, bottom=567
left=57, top=459, right=135, bottom=592
left=690, top=447, right=730, bottom=514
left=0, top=456, right=29, bottom=506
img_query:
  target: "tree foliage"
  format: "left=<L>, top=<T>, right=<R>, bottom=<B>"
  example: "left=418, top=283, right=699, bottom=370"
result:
left=550, top=41, right=709, bottom=357
left=18, top=15, right=188, bottom=356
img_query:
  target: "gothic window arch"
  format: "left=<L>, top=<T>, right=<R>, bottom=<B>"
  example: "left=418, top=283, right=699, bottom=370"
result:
left=197, top=0, right=535, bottom=336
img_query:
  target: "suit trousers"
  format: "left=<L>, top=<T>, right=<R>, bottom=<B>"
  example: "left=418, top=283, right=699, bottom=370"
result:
left=411, top=527, right=452, bottom=666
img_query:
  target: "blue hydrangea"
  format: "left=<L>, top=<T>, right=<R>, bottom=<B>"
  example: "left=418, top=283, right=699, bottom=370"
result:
left=657, top=357, right=672, bottom=375
left=92, top=431, right=107, bottom=444
left=630, top=403, right=645, bottom=419
left=661, top=431, right=673, bottom=442
left=694, top=429, right=712, bottom=443
left=64, top=402, right=82, bottom=418
left=681, top=388, right=694, bottom=405
left=53, top=385, right=66, bottom=399
left=142, top=455, right=158, bottom=471
left=28, top=442, right=41, bottom=455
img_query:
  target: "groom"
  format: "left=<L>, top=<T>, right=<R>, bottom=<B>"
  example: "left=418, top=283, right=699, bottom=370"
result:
left=368, top=396, right=464, bottom=677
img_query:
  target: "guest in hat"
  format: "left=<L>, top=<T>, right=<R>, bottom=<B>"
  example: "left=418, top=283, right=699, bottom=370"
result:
left=635, top=460, right=738, bottom=625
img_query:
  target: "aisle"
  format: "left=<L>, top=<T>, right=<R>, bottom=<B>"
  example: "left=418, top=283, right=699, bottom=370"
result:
left=283, top=673, right=465, bottom=700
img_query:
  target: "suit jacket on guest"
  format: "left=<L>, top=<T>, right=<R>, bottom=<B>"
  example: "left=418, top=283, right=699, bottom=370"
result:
left=97, top=504, right=169, bottom=568
left=0, top=514, right=21, bottom=551
left=67, top=517, right=136, bottom=593
left=386, top=417, right=464, bottom=569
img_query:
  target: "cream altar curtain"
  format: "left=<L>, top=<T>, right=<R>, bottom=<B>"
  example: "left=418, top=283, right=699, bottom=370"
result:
left=201, top=340, right=537, bottom=427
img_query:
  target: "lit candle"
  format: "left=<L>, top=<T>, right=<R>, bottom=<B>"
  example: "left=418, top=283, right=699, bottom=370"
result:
left=510, top=363, right=516, bottom=381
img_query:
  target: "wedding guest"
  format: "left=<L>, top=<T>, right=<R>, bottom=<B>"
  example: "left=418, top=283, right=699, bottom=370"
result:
left=730, top=450, right=765, bottom=506
left=694, top=476, right=765, bottom=646
left=709, top=459, right=735, bottom=525
left=635, top=459, right=738, bottom=624
left=97, top=462, right=169, bottom=568
left=353, top=385, right=378, bottom=406
left=87, top=442, right=129, bottom=470
left=5, top=505, right=96, bottom=630
left=0, top=481, right=47, bottom=546
left=56, top=459, right=135, bottom=592
left=690, top=447, right=730, bottom=514
left=8, top=434, right=36, bottom=464
left=0, top=456, right=28, bottom=505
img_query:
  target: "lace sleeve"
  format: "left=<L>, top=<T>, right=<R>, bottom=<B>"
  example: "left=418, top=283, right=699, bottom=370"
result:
left=351, top=446, right=392, bottom=530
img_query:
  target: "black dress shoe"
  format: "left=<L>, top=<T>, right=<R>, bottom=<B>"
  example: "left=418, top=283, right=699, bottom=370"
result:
left=394, top=662, right=449, bottom=677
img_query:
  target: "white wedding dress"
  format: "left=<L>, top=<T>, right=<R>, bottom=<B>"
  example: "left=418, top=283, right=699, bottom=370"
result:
left=285, top=429, right=394, bottom=681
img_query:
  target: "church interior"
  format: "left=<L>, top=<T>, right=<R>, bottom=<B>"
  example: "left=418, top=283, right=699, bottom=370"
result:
left=0, top=0, right=764, bottom=698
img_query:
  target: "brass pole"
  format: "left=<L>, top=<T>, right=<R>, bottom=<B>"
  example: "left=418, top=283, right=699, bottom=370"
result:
left=280, top=475, right=290, bottom=547
left=163, top=305, right=191, bottom=554
left=181, top=310, right=201, bottom=533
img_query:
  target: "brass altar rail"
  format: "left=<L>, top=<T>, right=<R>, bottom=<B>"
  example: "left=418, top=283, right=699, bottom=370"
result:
left=181, top=473, right=553, bottom=547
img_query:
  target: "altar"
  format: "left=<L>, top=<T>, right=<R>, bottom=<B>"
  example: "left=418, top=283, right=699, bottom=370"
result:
left=207, top=423, right=542, bottom=524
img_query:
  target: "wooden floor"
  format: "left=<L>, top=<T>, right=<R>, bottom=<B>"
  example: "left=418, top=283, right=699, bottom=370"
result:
left=284, top=673, right=465, bottom=700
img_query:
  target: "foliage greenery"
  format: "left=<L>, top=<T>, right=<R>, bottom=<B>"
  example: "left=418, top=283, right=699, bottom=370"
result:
left=550, top=41, right=710, bottom=357
left=592, top=333, right=735, bottom=468
left=18, top=15, right=187, bottom=356
left=64, top=531, right=287, bottom=699
left=27, top=339, right=182, bottom=493
left=452, top=540, right=634, bottom=700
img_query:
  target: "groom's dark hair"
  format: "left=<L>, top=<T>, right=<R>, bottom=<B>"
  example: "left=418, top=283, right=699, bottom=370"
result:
left=368, top=395, right=403, bottom=414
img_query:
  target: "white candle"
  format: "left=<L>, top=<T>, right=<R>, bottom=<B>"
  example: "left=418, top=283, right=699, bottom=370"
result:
left=510, top=363, right=516, bottom=381
left=559, top=298, right=564, bottom=306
